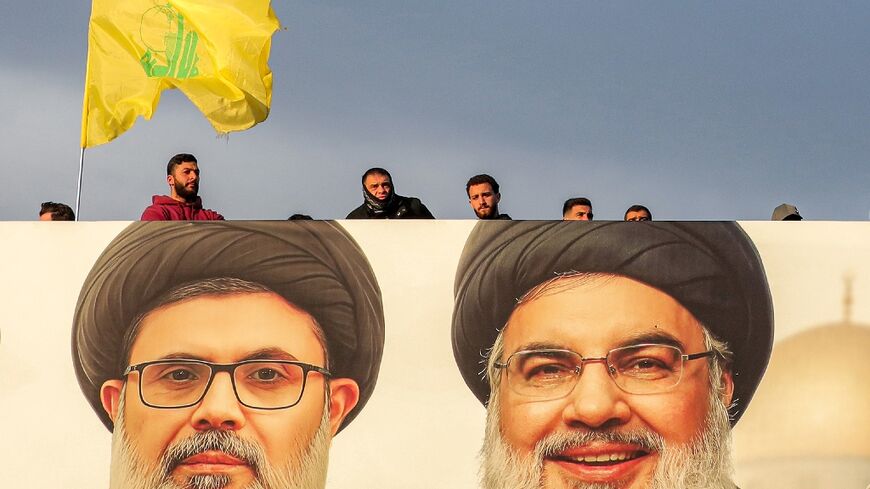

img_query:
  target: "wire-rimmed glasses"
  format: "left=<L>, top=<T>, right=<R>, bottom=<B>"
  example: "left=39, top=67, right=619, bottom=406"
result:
left=124, top=359, right=331, bottom=409
left=494, top=344, right=715, bottom=398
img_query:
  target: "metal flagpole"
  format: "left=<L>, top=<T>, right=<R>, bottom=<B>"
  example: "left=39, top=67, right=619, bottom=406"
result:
left=75, top=147, right=85, bottom=221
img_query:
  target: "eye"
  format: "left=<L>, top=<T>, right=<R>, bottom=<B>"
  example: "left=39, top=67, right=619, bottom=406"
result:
left=253, top=368, right=279, bottom=381
left=618, top=357, right=673, bottom=379
left=629, top=358, right=665, bottom=370
left=527, top=363, right=573, bottom=378
left=517, top=356, right=577, bottom=384
left=251, top=368, right=282, bottom=381
left=162, top=367, right=199, bottom=382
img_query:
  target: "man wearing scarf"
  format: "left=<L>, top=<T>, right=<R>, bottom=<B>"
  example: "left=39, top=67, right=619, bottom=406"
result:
left=453, top=221, right=774, bottom=489
left=346, top=167, right=435, bottom=219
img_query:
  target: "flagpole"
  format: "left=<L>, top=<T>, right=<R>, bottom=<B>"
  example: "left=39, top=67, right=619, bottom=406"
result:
left=75, top=147, right=85, bottom=221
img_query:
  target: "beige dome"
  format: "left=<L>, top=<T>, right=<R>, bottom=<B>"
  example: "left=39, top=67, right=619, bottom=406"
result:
left=734, top=323, right=870, bottom=460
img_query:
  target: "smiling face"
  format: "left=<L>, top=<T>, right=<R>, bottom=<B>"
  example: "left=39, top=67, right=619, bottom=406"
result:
left=485, top=275, right=734, bottom=489
left=100, top=292, right=359, bottom=489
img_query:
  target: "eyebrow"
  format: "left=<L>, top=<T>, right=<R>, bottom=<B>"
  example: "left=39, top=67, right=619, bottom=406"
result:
left=155, top=348, right=299, bottom=363
left=613, top=331, right=686, bottom=351
left=514, top=341, right=570, bottom=352
left=514, top=331, right=688, bottom=355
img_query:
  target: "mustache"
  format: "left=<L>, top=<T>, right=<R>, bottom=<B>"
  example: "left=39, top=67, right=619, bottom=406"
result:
left=536, top=428, right=665, bottom=458
left=161, top=430, right=265, bottom=476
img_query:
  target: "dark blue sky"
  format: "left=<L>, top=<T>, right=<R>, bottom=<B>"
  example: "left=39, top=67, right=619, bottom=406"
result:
left=1, top=1, right=868, bottom=220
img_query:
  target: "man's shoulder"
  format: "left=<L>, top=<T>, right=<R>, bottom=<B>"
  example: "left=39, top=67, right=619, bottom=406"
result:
left=197, top=206, right=225, bottom=221
left=346, top=203, right=369, bottom=219
left=397, top=196, right=434, bottom=219
left=140, top=195, right=175, bottom=220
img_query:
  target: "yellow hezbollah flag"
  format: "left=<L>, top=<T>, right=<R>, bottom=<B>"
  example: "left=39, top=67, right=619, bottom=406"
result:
left=81, top=1, right=279, bottom=148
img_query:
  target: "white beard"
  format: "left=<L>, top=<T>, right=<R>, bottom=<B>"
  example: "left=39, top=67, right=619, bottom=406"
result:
left=480, top=389, right=736, bottom=489
left=108, top=394, right=332, bottom=489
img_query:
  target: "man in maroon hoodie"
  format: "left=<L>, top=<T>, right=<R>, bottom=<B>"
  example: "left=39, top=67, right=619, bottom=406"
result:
left=141, top=153, right=225, bottom=220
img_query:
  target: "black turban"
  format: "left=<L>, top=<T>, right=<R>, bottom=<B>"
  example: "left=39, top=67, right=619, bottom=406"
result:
left=452, top=221, right=773, bottom=425
left=72, top=221, right=384, bottom=432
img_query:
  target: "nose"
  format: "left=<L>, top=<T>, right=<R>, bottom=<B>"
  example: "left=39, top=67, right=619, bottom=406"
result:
left=190, top=372, right=246, bottom=431
left=560, top=360, right=631, bottom=430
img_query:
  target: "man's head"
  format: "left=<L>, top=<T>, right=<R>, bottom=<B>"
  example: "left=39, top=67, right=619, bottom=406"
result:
left=453, top=221, right=773, bottom=489
left=771, top=203, right=802, bottom=221
left=481, top=274, right=734, bottom=489
left=39, top=201, right=75, bottom=221
left=101, top=278, right=356, bottom=489
left=624, top=205, right=652, bottom=222
left=166, top=153, right=200, bottom=203
left=466, top=174, right=502, bottom=220
left=361, top=167, right=393, bottom=203
left=562, top=198, right=593, bottom=221
left=73, top=222, right=385, bottom=489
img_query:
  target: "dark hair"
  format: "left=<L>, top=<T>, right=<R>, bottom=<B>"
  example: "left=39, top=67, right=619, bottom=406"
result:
left=288, top=214, right=313, bottom=220
left=166, top=153, right=198, bottom=175
left=562, top=197, right=592, bottom=216
left=40, top=201, right=75, bottom=221
left=465, top=174, right=499, bottom=197
left=624, top=204, right=652, bottom=221
left=362, top=167, right=392, bottom=185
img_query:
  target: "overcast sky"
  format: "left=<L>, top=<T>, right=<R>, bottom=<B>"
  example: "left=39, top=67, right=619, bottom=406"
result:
left=1, top=2, right=868, bottom=220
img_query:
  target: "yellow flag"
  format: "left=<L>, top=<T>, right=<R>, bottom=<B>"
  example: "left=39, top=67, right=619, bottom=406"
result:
left=81, top=1, right=280, bottom=148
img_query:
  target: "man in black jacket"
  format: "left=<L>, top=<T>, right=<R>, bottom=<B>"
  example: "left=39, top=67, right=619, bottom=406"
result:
left=346, top=167, right=434, bottom=219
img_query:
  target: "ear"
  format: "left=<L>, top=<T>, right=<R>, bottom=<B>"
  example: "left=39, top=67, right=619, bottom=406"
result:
left=327, top=378, right=360, bottom=436
left=101, top=379, right=125, bottom=422
left=166, top=174, right=174, bottom=187
left=719, top=369, right=735, bottom=408
left=494, top=193, right=501, bottom=204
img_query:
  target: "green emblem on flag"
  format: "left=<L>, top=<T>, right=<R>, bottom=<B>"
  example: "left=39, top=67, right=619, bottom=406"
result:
left=139, top=3, right=200, bottom=79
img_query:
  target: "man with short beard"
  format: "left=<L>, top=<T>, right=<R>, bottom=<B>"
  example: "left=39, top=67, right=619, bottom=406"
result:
left=466, top=174, right=511, bottom=220
left=141, top=153, right=225, bottom=220
left=73, top=221, right=385, bottom=489
left=452, top=221, right=774, bottom=489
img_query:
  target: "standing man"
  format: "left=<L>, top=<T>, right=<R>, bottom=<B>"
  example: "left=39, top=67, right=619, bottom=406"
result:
left=453, top=221, right=773, bottom=489
left=39, top=201, right=75, bottom=221
left=466, top=174, right=511, bottom=220
left=346, top=167, right=435, bottom=219
left=624, top=204, right=653, bottom=221
left=562, top=197, right=594, bottom=220
left=141, top=153, right=224, bottom=220
left=73, top=221, right=384, bottom=489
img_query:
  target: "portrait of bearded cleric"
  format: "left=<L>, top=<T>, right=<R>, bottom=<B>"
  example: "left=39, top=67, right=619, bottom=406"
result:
left=72, top=221, right=384, bottom=489
left=453, top=221, right=773, bottom=489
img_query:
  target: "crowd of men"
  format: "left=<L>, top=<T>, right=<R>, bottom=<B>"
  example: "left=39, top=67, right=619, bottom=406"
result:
left=39, top=152, right=803, bottom=222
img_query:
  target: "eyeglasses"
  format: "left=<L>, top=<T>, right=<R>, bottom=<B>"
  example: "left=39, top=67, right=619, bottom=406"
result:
left=494, top=344, right=714, bottom=399
left=124, top=359, right=331, bottom=409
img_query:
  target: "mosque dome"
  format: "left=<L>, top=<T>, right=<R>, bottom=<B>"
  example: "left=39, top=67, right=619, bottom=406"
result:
left=734, top=321, right=870, bottom=459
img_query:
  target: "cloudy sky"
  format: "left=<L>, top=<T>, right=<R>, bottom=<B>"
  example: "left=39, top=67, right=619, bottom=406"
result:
left=1, top=2, right=868, bottom=220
